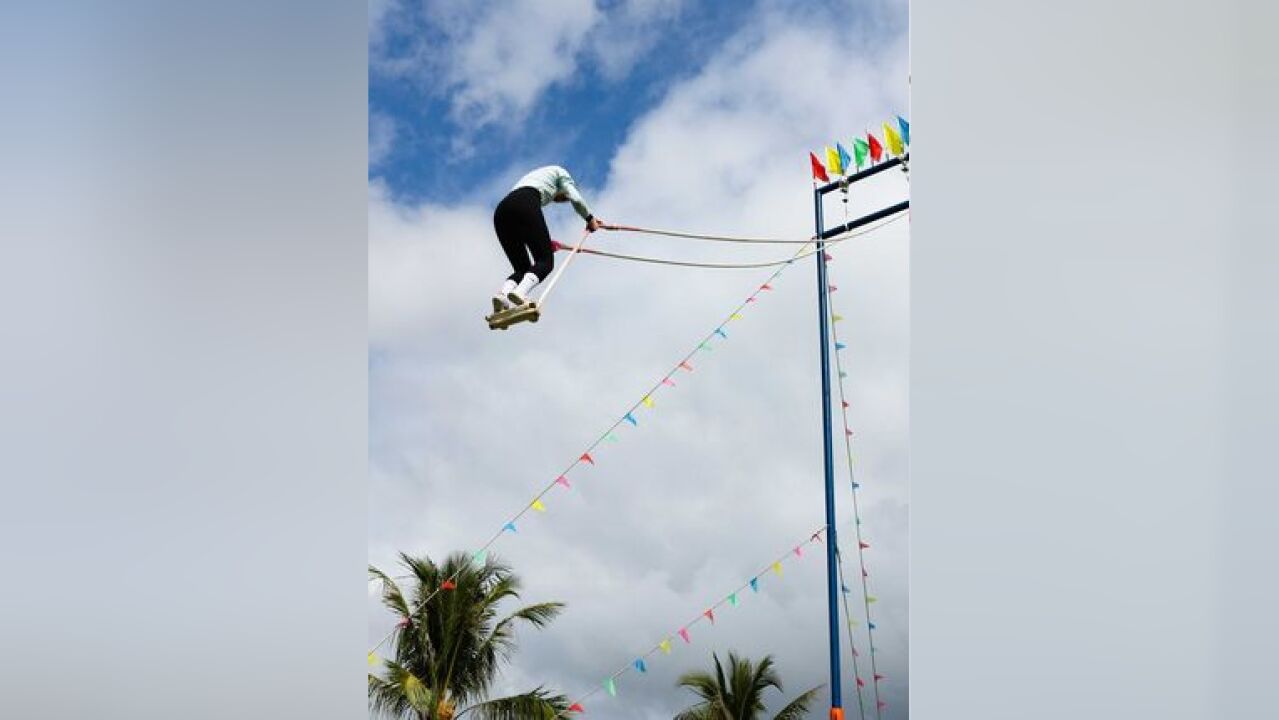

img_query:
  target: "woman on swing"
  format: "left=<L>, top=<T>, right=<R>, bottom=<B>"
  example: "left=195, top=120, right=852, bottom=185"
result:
left=490, top=165, right=606, bottom=316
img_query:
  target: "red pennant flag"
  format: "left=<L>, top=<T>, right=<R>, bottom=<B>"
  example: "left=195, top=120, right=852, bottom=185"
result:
left=842, top=401, right=849, bottom=408
left=862, top=568, right=868, bottom=577
left=874, top=674, right=885, bottom=681
left=679, top=361, right=694, bottom=372
left=877, top=701, right=887, bottom=709
left=810, top=152, right=830, bottom=182
left=569, top=703, right=585, bottom=713
left=679, top=627, right=691, bottom=643
left=867, top=132, right=884, bottom=162
left=856, top=677, right=866, bottom=688
left=760, top=283, right=773, bottom=291
left=704, top=609, right=715, bottom=624
left=441, top=580, right=457, bottom=590
left=746, top=296, right=756, bottom=303
left=811, top=532, right=823, bottom=543
left=859, top=541, right=870, bottom=549
left=580, top=453, right=595, bottom=465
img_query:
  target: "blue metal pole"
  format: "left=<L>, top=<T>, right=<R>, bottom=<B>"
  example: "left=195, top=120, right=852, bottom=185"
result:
left=814, top=187, right=843, bottom=718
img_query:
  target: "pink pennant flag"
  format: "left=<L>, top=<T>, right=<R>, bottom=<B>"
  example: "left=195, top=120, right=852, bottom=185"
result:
left=679, top=361, right=694, bottom=372
left=859, top=541, right=870, bottom=549
left=874, top=674, right=885, bottom=681
left=842, top=401, right=849, bottom=408
left=856, top=677, right=865, bottom=688
left=746, top=296, right=757, bottom=303
left=793, top=546, right=803, bottom=558
left=760, top=283, right=773, bottom=291
left=824, top=253, right=834, bottom=262
left=397, top=617, right=410, bottom=628
left=704, top=609, right=715, bottom=624
left=556, top=475, right=571, bottom=489
left=845, top=428, right=853, bottom=437
left=580, top=453, right=595, bottom=465
left=662, top=377, right=676, bottom=387
left=829, top=284, right=838, bottom=292
left=862, top=568, right=868, bottom=577
left=679, top=627, right=691, bottom=643
left=877, top=701, right=887, bottom=709
left=853, top=647, right=859, bottom=657
left=811, top=532, right=824, bottom=544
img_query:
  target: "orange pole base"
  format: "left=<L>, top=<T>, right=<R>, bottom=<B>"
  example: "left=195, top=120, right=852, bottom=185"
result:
left=830, top=710, right=844, bottom=720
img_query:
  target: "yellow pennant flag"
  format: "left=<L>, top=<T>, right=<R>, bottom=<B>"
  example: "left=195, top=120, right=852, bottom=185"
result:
left=729, top=313, right=744, bottom=321
left=659, top=639, right=672, bottom=655
left=772, top=561, right=783, bottom=576
left=642, top=395, right=655, bottom=408
left=368, top=652, right=378, bottom=666
left=825, top=146, right=843, bottom=175
left=832, top=313, right=844, bottom=323
left=883, top=122, right=904, bottom=157
left=531, top=499, right=547, bottom=512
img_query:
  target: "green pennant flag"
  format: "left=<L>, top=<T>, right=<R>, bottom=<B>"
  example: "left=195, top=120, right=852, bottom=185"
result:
left=853, top=138, right=869, bottom=170
left=729, top=593, right=739, bottom=607
left=605, top=678, right=617, bottom=697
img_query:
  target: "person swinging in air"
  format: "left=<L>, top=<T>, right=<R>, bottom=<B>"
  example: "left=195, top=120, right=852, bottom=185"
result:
left=490, top=165, right=605, bottom=319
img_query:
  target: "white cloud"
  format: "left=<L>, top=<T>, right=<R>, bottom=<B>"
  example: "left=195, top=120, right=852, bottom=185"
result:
left=370, top=7, right=910, bottom=718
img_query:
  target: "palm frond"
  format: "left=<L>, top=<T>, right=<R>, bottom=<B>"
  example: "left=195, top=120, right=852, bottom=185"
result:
left=456, top=687, right=569, bottom=720
left=771, top=685, right=824, bottom=720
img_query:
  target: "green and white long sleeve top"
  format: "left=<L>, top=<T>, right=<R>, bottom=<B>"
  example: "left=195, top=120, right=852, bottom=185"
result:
left=512, top=165, right=594, bottom=222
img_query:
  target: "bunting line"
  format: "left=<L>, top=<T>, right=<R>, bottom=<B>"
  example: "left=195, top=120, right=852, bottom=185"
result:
left=826, top=258, right=890, bottom=719
left=369, top=236, right=823, bottom=657
left=556, top=525, right=829, bottom=717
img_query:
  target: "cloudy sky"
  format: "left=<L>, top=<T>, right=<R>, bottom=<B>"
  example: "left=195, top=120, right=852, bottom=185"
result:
left=368, top=1, right=909, bottom=717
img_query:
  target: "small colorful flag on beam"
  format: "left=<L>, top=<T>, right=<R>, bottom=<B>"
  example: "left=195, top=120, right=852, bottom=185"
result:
left=842, top=584, right=851, bottom=594
left=867, top=596, right=878, bottom=603
left=634, top=659, right=647, bottom=673
left=772, top=561, right=783, bottom=576
left=729, top=593, right=739, bottom=606
left=883, top=121, right=905, bottom=156
left=809, top=152, right=830, bottom=182
left=698, top=342, right=712, bottom=352
left=853, top=137, right=869, bottom=169
left=730, top=312, right=744, bottom=321
left=794, top=545, right=803, bottom=558
left=874, top=673, right=885, bottom=681
left=824, top=252, right=834, bottom=261
left=531, top=499, right=547, bottom=512
left=605, top=432, right=619, bottom=443
left=715, top=328, right=727, bottom=338
left=662, top=377, right=676, bottom=387
left=750, top=577, right=760, bottom=592
left=660, top=638, right=672, bottom=655
left=829, top=284, right=838, bottom=292
left=704, top=609, right=715, bottom=623
left=679, top=627, right=691, bottom=643
left=555, top=476, right=571, bottom=489
left=868, top=132, right=884, bottom=162
left=837, top=143, right=852, bottom=174
left=825, top=146, right=843, bottom=175
left=869, top=622, right=877, bottom=630
left=857, top=677, right=866, bottom=688
left=641, top=396, right=654, bottom=408
left=835, top=342, right=846, bottom=350
left=503, top=522, right=517, bottom=533
left=605, top=678, right=617, bottom=697
left=760, top=283, right=773, bottom=291
left=679, top=361, right=694, bottom=371
left=859, top=541, right=870, bottom=549
left=897, top=115, right=910, bottom=145
left=832, top=313, right=844, bottom=322
left=624, top=413, right=638, bottom=426
left=580, top=452, right=595, bottom=465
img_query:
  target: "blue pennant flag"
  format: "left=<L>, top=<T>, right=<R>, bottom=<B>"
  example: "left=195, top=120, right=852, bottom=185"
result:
left=715, top=328, right=728, bottom=339
left=835, top=342, right=846, bottom=350
left=624, top=413, right=638, bottom=427
left=837, top=143, right=852, bottom=174
left=634, top=658, right=647, bottom=673
left=897, top=116, right=910, bottom=145
left=852, top=482, right=860, bottom=489
left=749, top=577, right=760, bottom=593
left=503, top=522, right=517, bottom=533
left=869, top=622, right=877, bottom=630
left=842, top=584, right=852, bottom=594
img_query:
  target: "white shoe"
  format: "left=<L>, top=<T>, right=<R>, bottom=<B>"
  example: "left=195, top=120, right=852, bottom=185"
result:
left=507, top=273, right=539, bottom=306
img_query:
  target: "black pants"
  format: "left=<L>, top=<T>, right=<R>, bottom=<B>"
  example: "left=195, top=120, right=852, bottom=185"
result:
left=493, top=187, right=554, bottom=283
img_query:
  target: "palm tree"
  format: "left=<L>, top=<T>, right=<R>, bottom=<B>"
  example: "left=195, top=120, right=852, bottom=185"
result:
left=674, top=652, right=822, bottom=720
left=368, top=552, right=570, bottom=720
